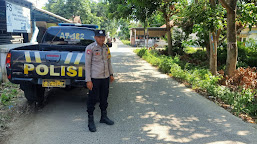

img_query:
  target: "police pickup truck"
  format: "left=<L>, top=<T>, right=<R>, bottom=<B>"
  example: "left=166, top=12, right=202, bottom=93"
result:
left=6, top=23, right=106, bottom=103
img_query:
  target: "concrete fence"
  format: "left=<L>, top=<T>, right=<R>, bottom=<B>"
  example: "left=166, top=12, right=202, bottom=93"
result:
left=0, top=43, right=37, bottom=83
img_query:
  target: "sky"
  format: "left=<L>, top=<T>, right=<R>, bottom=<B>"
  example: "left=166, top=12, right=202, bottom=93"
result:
left=27, top=0, right=48, bottom=8
left=27, top=0, right=99, bottom=8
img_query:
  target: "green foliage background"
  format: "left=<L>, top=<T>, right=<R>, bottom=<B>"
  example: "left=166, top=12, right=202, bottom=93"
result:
left=44, top=0, right=119, bottom=37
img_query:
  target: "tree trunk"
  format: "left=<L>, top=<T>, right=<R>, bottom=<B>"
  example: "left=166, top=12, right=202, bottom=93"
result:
left=225, top=0, right=237, bottom=76
left=209, top=32, right=218, bottom=75
left=210, top=0, right=215, bottom=6
left=144, top=21, right=146, bottom=48
left=209, top=0, right=218, bottom=75
left=167, top=23, right=172, bottom=56
left=161, top=5, right=172, bottom=56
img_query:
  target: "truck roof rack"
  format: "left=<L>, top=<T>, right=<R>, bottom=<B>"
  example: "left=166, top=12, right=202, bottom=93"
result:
left=58, top=23, right=98, bottom=29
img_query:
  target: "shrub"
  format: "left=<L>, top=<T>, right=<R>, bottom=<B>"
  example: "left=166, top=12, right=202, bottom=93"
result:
left=191, top=50, right=208, bottom=62
left=137, top=48, right=147, bottom=57
left=237, top=41, right=257, bottom=67
left=218, top=41, right=257, bottom=67
left=233, top=88, right=257, bottom=115
left=217, top=45, right=227, bottom=66
left=159, top=57, right=174, bottom=73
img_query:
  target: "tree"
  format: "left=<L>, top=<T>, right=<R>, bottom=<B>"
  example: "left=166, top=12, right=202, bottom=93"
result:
left=107, top=0, right=256, bottom=74
left=132, top=0, right=180, bottom=55
left=117, top=19, right=138, bottom=40
left=159, top=1, right=179, bottom=56
left=218, top=0, right=237, bottom=76
left=44, top=0, right=118, bottom=36
left=180, top=0, right=256, bottom=76
left=218, top=0, right=257, bottom=76
left=107, top=0, right=158, bottom=46
left=108, top=0, right=182, bottom=55
left=148, top=11, right=165, bottom=27
left=44, top=0, right=93, bottom=23
left=208, top=0, right=223, bottom=75
left=90, top=2, right=119, bottom=36
left=44, top=0, right=68, bottom=17
left=107, top=0, right=133, bottom=20
left=237, top=3, right=257, bottom=35
left=178, top=1, right=226, bottom=75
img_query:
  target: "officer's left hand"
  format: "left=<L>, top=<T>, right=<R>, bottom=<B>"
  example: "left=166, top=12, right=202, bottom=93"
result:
left=110, top=76, right=114, bottom=83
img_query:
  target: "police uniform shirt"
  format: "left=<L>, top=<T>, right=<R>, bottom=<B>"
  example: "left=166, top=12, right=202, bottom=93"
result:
left=85, top=42, right=113, bottom=82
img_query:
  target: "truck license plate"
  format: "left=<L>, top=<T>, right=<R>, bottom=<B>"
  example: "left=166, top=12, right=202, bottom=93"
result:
left=42, top=79, right=66, bottom=88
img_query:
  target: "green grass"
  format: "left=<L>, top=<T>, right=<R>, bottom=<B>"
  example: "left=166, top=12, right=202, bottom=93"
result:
left=184, top=47, right=204, bottom=54
left=0, top=82, right=22, bottom=130
left=121, top=40, right=130, bottom=46
left=0, top=82, right=20, bottom=106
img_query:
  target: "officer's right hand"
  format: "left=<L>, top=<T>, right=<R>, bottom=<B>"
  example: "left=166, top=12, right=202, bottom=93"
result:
left=87, top=81, right=93, bottom=91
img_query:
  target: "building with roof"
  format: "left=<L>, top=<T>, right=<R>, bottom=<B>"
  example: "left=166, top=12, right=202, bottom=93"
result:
left=129, top=20, right=177, bottom=47
left=0, top=0, right=72, bottom=45
left=239, top=27, right=257, bottom=45
left=130, top=27, right=167, bottom=47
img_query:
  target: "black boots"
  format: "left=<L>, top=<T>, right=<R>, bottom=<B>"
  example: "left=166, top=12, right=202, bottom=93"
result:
left=88, top=111, right=114, bottom=132
left=88, top=115, right=96, bottom=132
left=100, top=111, right=114, bottom=125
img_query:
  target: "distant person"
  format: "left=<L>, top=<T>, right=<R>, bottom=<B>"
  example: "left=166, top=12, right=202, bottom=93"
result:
left=85, top=30, right=115, bottom=132
left=106, top=38, right=112, bottom=47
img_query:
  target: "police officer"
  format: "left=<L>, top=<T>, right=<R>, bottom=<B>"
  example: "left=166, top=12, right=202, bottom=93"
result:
left=85, top=30, right=115, bottom=132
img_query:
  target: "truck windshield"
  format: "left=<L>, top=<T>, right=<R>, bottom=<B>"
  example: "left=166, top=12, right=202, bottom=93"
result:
left=42, top=27, right=95, bottom=46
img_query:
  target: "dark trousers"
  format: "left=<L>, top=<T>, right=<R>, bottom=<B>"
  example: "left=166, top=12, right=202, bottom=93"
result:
left=87, top=77, right=110, bottom=115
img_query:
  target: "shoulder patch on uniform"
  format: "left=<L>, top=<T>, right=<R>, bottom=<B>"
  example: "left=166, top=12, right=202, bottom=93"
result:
left=87, top=50, right=91, bottom=55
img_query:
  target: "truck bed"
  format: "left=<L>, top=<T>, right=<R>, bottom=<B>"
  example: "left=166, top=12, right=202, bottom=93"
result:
left=7, top=44, right=86, bottom=86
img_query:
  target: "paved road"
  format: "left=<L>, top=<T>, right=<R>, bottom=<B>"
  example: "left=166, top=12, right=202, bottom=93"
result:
left=4, top=40, right=257, bottom=144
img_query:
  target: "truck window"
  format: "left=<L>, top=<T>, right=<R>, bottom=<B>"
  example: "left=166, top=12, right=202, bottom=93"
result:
left=42, top=27, right=95, bottom=46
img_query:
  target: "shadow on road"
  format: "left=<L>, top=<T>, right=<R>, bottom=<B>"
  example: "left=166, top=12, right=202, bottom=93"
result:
left=106, top=41, right=257, bottom=143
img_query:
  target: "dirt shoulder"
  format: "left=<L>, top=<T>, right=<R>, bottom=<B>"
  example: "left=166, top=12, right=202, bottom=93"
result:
left=0, top=83, right=35, bottom=143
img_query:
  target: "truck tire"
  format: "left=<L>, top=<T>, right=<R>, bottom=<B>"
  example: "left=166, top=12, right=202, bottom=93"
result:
left=20, top=83, right=45, bottom=103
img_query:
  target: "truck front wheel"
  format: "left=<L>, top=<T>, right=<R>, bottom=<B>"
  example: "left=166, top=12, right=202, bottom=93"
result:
left=20, top=83, right=45, bottom=103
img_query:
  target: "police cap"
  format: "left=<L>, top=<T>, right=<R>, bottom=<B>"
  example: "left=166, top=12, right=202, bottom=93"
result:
left=95, top=30, right=106, bottom=36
